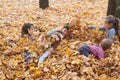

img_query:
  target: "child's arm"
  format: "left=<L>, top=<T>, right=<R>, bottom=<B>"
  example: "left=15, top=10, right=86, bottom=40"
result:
left=98, top=53, right=104, bottom=60
left=99, top=26, right=106, bottom=31
left=88, top=25, right=96, bottom=29
left=88, top=26, right=106, bottom=31
left=37, top=29, right=58, bottom=42
left=46, top=29, right=58, bottom=37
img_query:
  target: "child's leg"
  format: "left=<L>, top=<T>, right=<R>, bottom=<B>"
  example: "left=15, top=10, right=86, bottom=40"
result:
left=79, top=50, right=90, bottom=57
left=78, top=44, right=91, bottom=57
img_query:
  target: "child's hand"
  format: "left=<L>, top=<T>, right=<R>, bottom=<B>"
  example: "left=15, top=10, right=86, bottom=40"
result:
left=55, top=35, right=60, bottom=41
left=52, top=35, right=60, bottom=41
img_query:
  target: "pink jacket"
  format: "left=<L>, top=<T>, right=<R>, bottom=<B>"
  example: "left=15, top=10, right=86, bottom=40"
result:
left=88, top=45, right=104, bottom=60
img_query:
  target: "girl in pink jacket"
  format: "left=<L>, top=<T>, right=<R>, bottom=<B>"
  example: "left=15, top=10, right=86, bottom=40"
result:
left=78, top=39, right=112, bottom=60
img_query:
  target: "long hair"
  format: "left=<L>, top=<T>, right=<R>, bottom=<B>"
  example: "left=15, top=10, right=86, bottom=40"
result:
left=106, top=15, right=120, bottom=41
left=21, top=23, right=34, bottom=37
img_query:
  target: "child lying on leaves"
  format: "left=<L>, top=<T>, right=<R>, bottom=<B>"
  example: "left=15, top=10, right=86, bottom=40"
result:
left=21, top=22, right=71, bottom=52
left=88, top=15, right=120, bottom=42
left=39, top=23, right=71, bottom=41
left=21, top=22, right=71, bottom=41
left=38, top=23, right=71, bottom=48
left=78, top=39, right=112, bottom=60
left=38, top=23, right=71, bottom=65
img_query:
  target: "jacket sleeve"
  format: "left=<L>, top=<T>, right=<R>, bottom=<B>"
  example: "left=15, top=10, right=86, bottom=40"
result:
left=88, top=26, right=106, bottom=31
left=98, top=54, right=104, bottom=60
left=107, top=29, right=116, bottom=41
left=46, top=29, right=58, bottom=37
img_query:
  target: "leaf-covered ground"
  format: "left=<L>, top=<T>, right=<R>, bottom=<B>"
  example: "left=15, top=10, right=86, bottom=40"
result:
left=0, top=0, right=120, bottom=80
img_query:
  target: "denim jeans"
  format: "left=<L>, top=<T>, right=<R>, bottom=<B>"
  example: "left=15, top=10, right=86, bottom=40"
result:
left=78, top=44, right=91, bottom=57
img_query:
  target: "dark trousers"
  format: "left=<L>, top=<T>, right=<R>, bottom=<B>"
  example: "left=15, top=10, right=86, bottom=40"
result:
left=78, top=44, right=91, bottom=57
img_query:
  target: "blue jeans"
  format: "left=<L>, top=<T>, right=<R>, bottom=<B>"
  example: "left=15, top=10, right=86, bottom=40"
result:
left=78, top=44, right=91, bottom=57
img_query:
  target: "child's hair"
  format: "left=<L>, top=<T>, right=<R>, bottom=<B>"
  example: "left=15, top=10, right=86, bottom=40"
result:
left=106, top=15, right=120, bottom=41
left=63, top=23, right=69, bottom=30
left=101, top=38, right=112, bottom=51
left=21, top=23, right=34, bottom=37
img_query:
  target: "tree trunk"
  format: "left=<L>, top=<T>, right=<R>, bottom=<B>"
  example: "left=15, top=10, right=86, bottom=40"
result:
left=107, top=0, right=116, bottom=16
left=115, top=0, right=120, bottom=18
left=39, top=0, right=49, bottom=9
left=107, top=0, right=120, bottom=18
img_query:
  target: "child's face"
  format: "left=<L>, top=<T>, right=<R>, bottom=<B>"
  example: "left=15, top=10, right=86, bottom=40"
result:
left=104, top=21, right=113, bottom=29
left=62, top=28, right=68, bottom=35
left=28, top=25, right=34, bottom=35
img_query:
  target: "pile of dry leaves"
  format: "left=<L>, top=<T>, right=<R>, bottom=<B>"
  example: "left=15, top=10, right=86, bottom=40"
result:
left=0, top=0, right=120, bottom=80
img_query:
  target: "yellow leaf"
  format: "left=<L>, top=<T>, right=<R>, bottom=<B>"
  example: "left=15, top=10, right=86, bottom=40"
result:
left=71, top=59, right=82, bottom=65
left=63, top=47, right=72, bottom=55
left=29, top=66, right=36, bottom=73
left=98, top=74, right=107, bottom=80
left=22, top=37, right=27, bottom=42
left=109, top=78, right=118, bottom=80
left=34, top=71, right=40, bottom=77
left=16, top=55, right=22, bottom=60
